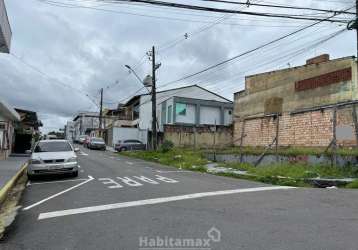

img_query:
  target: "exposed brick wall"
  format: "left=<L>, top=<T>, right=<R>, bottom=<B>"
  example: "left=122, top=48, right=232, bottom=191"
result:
left=234, top=106, right=357, bottom=147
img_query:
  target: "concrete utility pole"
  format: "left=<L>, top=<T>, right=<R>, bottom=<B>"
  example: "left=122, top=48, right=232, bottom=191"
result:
left=99, top=88, right=103, bottom=137
left=151, top=46, right=158, bottom=150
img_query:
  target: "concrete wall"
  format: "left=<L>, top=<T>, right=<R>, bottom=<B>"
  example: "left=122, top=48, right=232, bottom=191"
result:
left=233, top=56, right=358, bottom=147
left=109, top=127, right=148, bottom=147
left=234, top=57, right=357, bottom=119
left=164, top=124, right=233, bottom=148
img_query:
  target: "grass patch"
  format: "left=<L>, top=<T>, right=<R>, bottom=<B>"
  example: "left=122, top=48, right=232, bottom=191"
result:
left=224, top=162, right=358, bottom=179
left=120, top=148, right=208, bottom=172
left=208, top=146, right=358, bottom=157
left=121, top=147, right=358, bottom=187
left=346, top=180, right=358, bottom=189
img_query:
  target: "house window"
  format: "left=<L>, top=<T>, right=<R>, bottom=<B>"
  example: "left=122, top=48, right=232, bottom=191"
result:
left=176, top=103, right=186, bottom=116
left=228, top=110, right=232, bottom=115
left=167, top=105, right=172, bottom=123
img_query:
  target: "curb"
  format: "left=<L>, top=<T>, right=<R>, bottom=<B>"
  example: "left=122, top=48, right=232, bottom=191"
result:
left=0, top=163, right=28, bottom=205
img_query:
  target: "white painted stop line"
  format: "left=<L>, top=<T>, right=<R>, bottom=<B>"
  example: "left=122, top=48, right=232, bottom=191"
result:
left=38, top=186, right=296, bottom=220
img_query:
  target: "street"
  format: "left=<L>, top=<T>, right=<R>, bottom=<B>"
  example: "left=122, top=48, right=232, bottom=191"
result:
left=0, top=147, right=356, bottom=250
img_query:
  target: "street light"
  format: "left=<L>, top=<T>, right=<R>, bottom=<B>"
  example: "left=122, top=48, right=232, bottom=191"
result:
left=124, top=65, right=145, bottom=86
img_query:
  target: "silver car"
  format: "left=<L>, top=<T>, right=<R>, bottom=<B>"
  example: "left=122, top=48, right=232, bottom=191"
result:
left=88, top=137, right=106, bottom=150
left=27, top=140, right=80, bottom=179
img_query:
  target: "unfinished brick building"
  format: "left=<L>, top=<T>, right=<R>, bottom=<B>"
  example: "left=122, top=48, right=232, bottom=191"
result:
left=233, top=55, right=358, bottom=148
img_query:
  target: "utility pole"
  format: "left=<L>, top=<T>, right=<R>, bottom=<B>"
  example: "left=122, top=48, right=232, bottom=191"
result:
left=151, top=46, right=158, bottom=150
left=99, top=88, right=103, bottom=137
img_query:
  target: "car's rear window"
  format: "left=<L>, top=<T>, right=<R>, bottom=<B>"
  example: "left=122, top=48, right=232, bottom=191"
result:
left=34, top=141, right=72, bottom=152
left=92, top=138, right=104, bottom=142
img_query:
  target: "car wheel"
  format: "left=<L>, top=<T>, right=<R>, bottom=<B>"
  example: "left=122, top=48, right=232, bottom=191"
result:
left=120, top=147, right=127, bottom=152
left=27, top=173, right=35, bottom=181
left=72, top=171, right=78, bottom=177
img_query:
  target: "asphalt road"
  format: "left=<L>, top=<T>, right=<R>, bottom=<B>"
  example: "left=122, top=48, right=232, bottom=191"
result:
left=1, top=146, right=358, bottom=250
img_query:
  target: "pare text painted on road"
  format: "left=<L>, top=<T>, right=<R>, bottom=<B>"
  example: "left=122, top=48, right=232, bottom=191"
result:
left=98, top=175, right=178, bottom=189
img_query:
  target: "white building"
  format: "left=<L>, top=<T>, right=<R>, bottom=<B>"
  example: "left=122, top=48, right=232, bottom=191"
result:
left=73, top=112, right=99, bottom=139
left=0, top=0, right=11, bottom=53
left=64, top=121, right=75, bottom=141
left=0, top=100, right=20, bottom=159
left=105, top=85, right=233, bottom=146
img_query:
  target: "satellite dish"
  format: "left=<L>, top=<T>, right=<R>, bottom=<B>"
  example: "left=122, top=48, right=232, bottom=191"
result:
left=143, top=75, right=153, bottom=87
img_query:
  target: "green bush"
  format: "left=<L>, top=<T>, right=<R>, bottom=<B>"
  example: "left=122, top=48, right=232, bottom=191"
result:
left=160, top=140, right=174, bottom=153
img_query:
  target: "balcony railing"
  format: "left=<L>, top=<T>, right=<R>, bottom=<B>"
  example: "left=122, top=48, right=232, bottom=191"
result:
left=0, top=0, right=11, bottom=53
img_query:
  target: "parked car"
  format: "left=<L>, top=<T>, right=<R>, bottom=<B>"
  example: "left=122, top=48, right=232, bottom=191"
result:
left=77, top=135, right=87, bottom=144
left=115, top=139, right=146, bottom=152
left=26, top=140, right=80, bottom=179
left=88, top=137, right=106, bottom=150
left=83, top=136, right=91, bottom=148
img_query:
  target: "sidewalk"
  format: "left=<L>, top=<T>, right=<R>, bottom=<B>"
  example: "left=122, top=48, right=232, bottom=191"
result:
left=0, top=156, right=28, bottom=201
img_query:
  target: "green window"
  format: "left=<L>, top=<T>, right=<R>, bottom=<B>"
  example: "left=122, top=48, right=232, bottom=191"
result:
left=176, top=103, right=187, bottom=116
left=167, top=105, right=172, bottom=123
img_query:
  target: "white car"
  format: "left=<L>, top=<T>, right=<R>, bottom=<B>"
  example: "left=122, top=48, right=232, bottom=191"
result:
left=27, top=140, right=80, bottom=179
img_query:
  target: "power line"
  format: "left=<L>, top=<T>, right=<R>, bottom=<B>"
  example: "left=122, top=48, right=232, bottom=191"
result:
left=105, top=0, right=350, bottom=23
left=198, top=0, right=356, bottom=15
left=9, top=53, right=100, bottom=110
left=157, top=6, right=352, bottom=89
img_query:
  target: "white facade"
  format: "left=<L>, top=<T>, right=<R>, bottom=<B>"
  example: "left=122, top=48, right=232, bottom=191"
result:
left=0, top=100, right=20, bottom=159
left=109, top=127, right=148, bottom=147
left=73, top=112, right=99, bottom=139
left=138, top=85, right=233, bottom=131
left=199, top=106, right=221, bottom=125
left=65, top=121, right=75, bottom=141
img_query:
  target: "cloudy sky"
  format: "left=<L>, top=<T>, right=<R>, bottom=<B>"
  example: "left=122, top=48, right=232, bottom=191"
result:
left=0, top=0, right=355, bottom=133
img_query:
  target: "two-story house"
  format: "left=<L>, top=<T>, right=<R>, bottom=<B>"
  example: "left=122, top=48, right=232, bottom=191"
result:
left=105, top=85, right=233, bottom=147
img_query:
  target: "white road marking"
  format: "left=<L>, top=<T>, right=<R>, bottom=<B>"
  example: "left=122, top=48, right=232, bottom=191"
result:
left=117, top=177, right=143, bottom=187
left=133, top=176, right=159, bottom=184
left=38, top=186, right=296, bottom=220
left=109, top=156, right=115, bottom=159
left=28, top=178, right=89, bottom=186
left=126, top=161, right=134, bottom=165
left=79, top=152, right=88, bottom=156
left=99, top=178, right=123, bottom=189
left=155, top=175, right=179, bottom=183
left=23, top=176, right=95, bottom=211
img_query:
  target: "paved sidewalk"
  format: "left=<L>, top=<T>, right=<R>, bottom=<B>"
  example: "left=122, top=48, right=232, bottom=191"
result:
left=0, top=156, right=28, bottom=190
